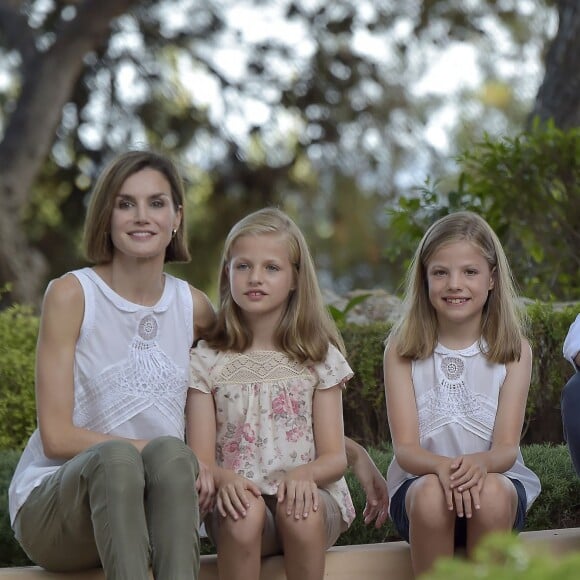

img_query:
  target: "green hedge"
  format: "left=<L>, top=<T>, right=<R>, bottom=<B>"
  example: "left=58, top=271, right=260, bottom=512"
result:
left=341, top=303, right=577, bottom=447
left=0, top=300, right=576, bottom=451
left=0, top=305, right=38, bottom=451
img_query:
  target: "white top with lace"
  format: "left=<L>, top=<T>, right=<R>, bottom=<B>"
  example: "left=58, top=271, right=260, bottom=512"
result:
left=386, top=340, right=541, bottom=511
left=9, top=267, right=194, bottom=525
left=189, top=341, right=356, bottom=526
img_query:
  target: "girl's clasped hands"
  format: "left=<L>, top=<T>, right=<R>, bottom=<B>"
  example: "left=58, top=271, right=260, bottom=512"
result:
left=440, top=454, right=488, bottom=518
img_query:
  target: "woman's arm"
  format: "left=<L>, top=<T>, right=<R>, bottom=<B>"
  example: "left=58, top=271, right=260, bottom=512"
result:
left=190, top=286, right=216, bottom=342
left=36, top=275, right=148, bottom=460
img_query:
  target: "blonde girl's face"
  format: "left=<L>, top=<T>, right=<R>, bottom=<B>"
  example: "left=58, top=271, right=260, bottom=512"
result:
left=227, top=232, right=296, bottom=327
left=426, top=240, right=494, bottom=328
left=109, top=168, right=181, bottom=262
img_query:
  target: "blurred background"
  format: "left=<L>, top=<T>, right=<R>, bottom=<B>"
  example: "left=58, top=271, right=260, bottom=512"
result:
left=0, top=0, right=578, bottom=309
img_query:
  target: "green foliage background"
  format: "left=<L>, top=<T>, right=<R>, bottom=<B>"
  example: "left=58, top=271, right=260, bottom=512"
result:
left=0, top=305, right=38, bottom=451
left=385, top=123, right=580, bottom=301
left=424, top=531, right=580, bottom=579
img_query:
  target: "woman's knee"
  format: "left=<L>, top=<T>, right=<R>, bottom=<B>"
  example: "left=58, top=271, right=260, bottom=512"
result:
left=83, top=440, right=145, bottom=498
left=562, top=373, right=580, bottom=423
left=141, top=436, right=199, bottom=487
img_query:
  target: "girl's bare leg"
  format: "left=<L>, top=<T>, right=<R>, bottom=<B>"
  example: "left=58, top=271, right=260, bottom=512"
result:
left=466, top=473, right=517, bottom=555
left=276, top=500, right=327, bottom=580
left=406, top=474, right=455, bottom=577
left=216, top=495, right=266, bottom=580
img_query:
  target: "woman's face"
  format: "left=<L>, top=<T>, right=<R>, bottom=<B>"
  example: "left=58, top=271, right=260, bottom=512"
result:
left=109, top=167, right=181, bottom=262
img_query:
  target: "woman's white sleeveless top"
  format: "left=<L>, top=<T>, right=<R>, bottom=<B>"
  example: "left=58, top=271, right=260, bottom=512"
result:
left=9, top=268, right=194, bottom=524
left=386, top=340, right=541, bottom=511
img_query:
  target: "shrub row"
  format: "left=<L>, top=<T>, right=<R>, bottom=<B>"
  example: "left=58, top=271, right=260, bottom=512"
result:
left=341, top=303, right=577, bottom=446
left=2, top=444, right=579, bottom=566
left=1, top=301, right=576, bottom=452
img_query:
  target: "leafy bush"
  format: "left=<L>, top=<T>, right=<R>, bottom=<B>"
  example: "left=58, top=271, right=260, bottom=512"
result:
left=341, top=306, right=577, bottom=447
left=425, top=532, right=580, bottom=580
left=0, top=450, right=32, bottom=567
left=341, top=322, right=391, bottom=446
left=0, top=305, right=38, bottom=451
left=522, top=444, right=580, bottom=531
left=0, top=302, right=575, bottom=451
left=385, top=123, right=580, bottom=301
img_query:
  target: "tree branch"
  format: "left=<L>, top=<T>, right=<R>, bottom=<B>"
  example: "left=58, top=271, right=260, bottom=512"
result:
left=529, top=0, right=580, bottom=129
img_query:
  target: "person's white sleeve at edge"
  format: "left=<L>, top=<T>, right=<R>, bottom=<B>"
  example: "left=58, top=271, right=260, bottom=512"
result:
left=563, top=314, right=580, bottom=370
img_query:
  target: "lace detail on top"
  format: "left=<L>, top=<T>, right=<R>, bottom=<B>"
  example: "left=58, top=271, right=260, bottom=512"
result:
left=417, top=351, right=496, bottom=441
left=217, top=351, right=310, bottom=385
left=139, top=314, right=158, bottom=340
left=75, top=313, right=187, bottom=434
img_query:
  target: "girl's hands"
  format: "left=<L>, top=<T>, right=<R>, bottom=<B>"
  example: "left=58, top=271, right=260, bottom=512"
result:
left=449, top=454, right=487, bottom=517
left=437, top=454, right=487, bottom=518
left=277, top=465, right=319, bottom=520
left=216, top=471, right=261, bottom=520
left=196, top=460, right=216, bottom=517
left=449, top=453, right=488, bottom=492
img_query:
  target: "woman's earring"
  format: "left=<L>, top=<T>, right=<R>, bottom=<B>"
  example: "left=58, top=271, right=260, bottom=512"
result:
left=172, top=228, right=177, bottom=238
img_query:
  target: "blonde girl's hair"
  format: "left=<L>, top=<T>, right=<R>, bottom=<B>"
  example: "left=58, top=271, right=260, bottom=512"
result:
left=83, top=149, right=191, bottom=264
left=389, top=211, right=525, bottom=363
left=207, top=207, right=345, bottom=362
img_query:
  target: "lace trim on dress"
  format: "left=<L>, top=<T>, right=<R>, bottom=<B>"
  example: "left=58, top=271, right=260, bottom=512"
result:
left=216, top=351, right=310, bottom=385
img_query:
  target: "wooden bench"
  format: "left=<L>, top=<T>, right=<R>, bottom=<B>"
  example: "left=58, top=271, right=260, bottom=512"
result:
left=1, top=528, right=579, bottom=579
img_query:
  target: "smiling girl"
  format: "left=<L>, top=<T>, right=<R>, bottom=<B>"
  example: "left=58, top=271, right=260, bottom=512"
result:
left=384, top=211, right=540, bottom=576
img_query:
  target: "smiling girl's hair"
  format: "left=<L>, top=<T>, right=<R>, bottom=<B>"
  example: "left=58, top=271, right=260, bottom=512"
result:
left=206, top=207, right=345, bottom=362
left=83, top=149, right=190, bottom=264
left=388, top=211, right=525, bottom=363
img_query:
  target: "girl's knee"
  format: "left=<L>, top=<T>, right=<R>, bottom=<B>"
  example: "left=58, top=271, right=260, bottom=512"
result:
left=275, top=501, right=325, bottom=543
left=407, top=475, right=453, bottom=529
left=408, top=475, right=448, bottom=514
left=478, top=475, right=516, bottom=515
left=218, top=496, right=266, bottom=547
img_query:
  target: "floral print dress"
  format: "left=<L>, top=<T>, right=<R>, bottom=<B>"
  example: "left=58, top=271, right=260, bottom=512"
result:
left=189, top=340, right=356, bottom=527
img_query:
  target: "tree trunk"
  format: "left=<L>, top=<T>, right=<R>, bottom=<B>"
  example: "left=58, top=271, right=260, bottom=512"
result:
left=529, top=0, right=580, bottom=129
left=0, top=0, right=140, bottom=307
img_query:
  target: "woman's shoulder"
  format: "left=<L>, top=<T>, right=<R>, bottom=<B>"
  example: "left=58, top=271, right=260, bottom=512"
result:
left=44, top=272, right=84, bottom=308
